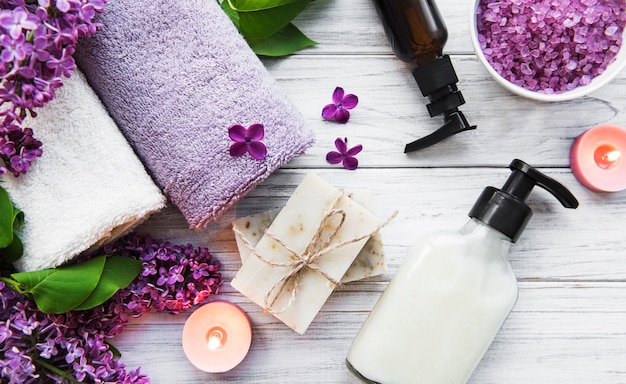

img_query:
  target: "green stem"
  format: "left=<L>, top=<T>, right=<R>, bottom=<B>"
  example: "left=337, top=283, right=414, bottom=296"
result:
left=0, top=276, right=26, bottom=294
left=35, top=358, right=80, bottom=383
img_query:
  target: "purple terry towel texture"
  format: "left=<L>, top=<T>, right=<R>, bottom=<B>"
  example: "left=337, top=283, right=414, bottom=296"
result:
left=75, top=0, right=315, bottom=229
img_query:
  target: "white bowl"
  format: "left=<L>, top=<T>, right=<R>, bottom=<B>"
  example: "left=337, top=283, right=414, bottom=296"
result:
left=469, top=1, right=626, bottom=102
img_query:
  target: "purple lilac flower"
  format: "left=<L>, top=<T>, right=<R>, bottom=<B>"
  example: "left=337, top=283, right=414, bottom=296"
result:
left=45, top=47, right=77, bottom=78
left=0, top=233, right=223, bottom=383
left=326, top=137, right=362, bottom=170
left=228, top=123, right=267, bottom=160
left=0, top=124, right=43, bottom=176
left=0, top=1, right=107, bottom=176
left=0, top=320, right=12, bottom=343
left=0, top=7, right=38, bottom=40
left=1, top=34, right=27, bottom=62
left=322, top=87, right=359, bottom=124
left=36, top=338, right=58, bottom=359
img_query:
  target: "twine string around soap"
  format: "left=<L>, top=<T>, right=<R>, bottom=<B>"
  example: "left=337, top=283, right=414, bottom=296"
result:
left=233, top=191, right=397, bottom=315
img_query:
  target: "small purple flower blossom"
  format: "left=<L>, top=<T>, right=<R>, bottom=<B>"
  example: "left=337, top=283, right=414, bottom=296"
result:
left=228, top=123, right=267, bottom=160
left=45, top=47, right=77, bottom=78
left=72, top=355, right=96, bottom=382
left=64, top=339, right=85, bottom=364
left=1, top=34, right=27, bottom=63
left=36, top=338, right=58, bottom=359
left=56, top=0, right=72, bottom=13
left=191, top=262, right=210, bottom=279
left=0, top=8, right=38, bottom=40
left=12, top=313, right=39, bottom=335
left=0, top=135, right=15, bottom=156
left=322, top=87, right=359, bottom=124
left=0, top=320, right=12, bottom=343
left=326, top=137, right=363, bottom=170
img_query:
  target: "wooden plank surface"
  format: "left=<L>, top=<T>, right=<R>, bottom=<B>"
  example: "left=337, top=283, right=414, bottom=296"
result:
left=113, top=0, right=626, bottom=382
left=113, top=282, right=626, bottom=383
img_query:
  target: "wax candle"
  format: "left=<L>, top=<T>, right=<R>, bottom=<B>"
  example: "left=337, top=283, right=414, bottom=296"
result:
left=182, top=301, right=252, bottom=373
left=570, top=124, right=626, bottom=192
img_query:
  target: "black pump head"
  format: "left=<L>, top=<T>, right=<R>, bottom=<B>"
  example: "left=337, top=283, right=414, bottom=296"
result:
left=404, top=55, right=476, bottom=153
left=468, top=159, right=579, bottom=242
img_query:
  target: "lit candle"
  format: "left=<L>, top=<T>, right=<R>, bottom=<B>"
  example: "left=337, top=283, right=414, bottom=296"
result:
left=570, top=124, right=626, bottom=192
left=182, top=301, right=252, bottom=373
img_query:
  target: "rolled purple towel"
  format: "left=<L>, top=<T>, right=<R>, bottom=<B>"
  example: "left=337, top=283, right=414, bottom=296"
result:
left=75, top=0, right=314, bottom=229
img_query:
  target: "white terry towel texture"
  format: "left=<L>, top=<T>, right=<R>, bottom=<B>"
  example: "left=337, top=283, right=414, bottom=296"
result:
left=3, top=70, right=166, bottom=272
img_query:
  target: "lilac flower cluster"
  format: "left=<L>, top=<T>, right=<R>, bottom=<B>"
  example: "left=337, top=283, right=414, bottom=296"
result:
left=0, top=0, right=106, bottom=175
left=476, top=0, right=626, bottom=94
left=0, top=122, right=42, bottom=176
left=1, top=233, right=223, bottom=383
left=101, top=233, right=223, bottom=316
left=0, top=285, right=145, bottom=383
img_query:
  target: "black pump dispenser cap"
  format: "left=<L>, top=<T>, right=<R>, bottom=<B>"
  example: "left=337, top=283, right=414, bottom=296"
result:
left=405, top=55, right=476, bottom=153
left=468, top=159, right=579, bottom=242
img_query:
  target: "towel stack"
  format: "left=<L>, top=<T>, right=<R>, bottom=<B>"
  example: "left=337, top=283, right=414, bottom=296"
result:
left=76, top=0, right=315, bottom=230
left=4, top=71, right=166, bottom=272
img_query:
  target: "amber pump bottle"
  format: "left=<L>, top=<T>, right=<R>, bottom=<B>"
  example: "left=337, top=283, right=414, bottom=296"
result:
left=373, top=0, right=476, bottom=152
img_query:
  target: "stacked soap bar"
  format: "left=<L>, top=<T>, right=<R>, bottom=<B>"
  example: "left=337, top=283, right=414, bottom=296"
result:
left=233, top=190, right=387, bottom=283
left=231, top=174, right=383, bottom=334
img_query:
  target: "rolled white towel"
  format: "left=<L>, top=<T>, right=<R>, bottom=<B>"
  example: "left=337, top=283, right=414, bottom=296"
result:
left=3, top=70, right=166, bottom=272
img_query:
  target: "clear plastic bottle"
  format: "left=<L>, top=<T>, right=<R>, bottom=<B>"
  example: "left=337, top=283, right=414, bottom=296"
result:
left=347, top=159, right=579, bottom=384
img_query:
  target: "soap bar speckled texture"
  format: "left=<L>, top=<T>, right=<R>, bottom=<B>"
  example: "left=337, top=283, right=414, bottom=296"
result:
left=231, top=174, right=381, bottom=334
left=232, top=190, right=386, bottom=283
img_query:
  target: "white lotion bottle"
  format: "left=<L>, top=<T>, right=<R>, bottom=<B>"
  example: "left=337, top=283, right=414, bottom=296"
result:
left=347, top=159, right=579, bottom=384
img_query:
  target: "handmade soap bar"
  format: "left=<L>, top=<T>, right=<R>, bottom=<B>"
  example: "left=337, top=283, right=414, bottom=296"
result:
left=230, top=173, right=381, bottom=334
left=232, top=190, right=387, bottom=283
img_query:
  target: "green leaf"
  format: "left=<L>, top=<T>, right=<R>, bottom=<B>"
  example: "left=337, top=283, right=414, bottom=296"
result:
left=106, top=341, right=122, bottom=358
left=0, top=187, right=15, bottom=248
left=248, top=23, right=317, bottom=56
left=13, top=206, right=23, bottom=230
left=1, top=234, right=23, bottom=264
left=234, top=0, right=305, bottom=11
left=74, top=255, right=142, bottom=311
left=0, top=186, right=24, bottom=262
left=221, top=0, right=240, bottom=28
left=11, top=256, right=106, bottom=314
left=238, top=0, right=312, bottom=39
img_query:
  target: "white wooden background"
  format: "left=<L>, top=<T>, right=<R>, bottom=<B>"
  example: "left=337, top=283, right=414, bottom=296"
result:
left=112, top=0, right=626, bottom=382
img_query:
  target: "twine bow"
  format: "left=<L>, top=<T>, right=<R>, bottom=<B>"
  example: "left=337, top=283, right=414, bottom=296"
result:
left=234, top=191, right=397, bottom=315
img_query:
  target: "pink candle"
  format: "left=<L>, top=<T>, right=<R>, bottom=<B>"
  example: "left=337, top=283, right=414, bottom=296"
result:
left=570, top=124, right=626, bottom=192
left=182, top=301, right=252, bottom=373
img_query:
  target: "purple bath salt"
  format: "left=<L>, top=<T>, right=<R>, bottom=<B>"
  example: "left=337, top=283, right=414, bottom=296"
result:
left=476, top=0, right=626, bottom=94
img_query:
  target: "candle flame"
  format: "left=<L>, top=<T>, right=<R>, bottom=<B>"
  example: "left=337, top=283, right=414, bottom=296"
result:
left=603, top=150, right=621, bottom=164
left=594, top=145, right=622, bottom=170
left=207, top=329, right=224, bottom=350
